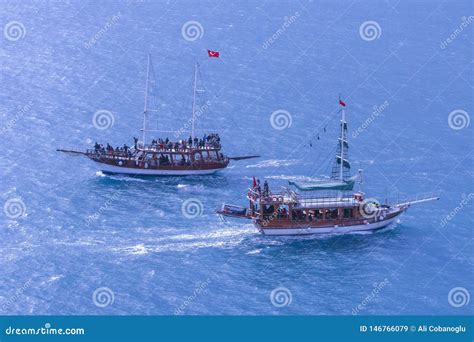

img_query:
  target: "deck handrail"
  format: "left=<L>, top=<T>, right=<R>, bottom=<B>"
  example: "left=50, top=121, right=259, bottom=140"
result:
left=384, top=192, right=440, bottom=206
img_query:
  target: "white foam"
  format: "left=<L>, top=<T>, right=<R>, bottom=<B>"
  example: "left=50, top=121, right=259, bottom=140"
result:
left=246, top=249, right=262, bottom=255
left=246, top=159, right=299, bottom=169
left=265, top=174, right=327, bottom=182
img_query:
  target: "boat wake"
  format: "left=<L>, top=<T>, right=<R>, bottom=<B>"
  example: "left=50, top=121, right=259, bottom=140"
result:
left=264, top=174, right=327, bottom=182
left=111, top=225, right=255, bottom=255
left=245, top=159, right=299, bottom=169
left=95, top=172, right=150, bottom=183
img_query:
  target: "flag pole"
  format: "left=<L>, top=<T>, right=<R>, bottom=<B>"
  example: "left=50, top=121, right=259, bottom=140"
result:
left=339, top=95, right=346, bottom=181
left=142, top=53, right=151, bottom=147
left=191, top=62, right=198, bottom=143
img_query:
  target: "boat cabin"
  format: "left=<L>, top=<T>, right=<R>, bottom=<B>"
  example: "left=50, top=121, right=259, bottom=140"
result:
left=87, top=144, right=228, bottom=170
left=246, top=188, right=383, bottom=228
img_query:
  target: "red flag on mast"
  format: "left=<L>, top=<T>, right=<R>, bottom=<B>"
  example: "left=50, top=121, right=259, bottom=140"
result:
left=339, top=97, right=346, bottom=107
left=252, top=176, right=257, bottom=188
left=208, top=49, right=220, bottom=58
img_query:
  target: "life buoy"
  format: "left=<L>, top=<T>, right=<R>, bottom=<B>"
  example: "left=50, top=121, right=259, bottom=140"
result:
left=118, top=160, right=123, bottom=166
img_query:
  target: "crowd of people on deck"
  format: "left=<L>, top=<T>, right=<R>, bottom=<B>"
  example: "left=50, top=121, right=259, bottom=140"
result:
left=93, top=142, right=132, bottom=157
left=92, top=133, right=221, bottom=157
left=149, top=133, right=221, bottom=151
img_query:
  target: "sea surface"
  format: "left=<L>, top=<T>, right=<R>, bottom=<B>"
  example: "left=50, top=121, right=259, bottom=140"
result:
left=0, top=0, right=473, bottom=315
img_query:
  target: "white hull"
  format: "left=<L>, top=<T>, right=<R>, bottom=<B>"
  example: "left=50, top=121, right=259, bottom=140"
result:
left=95, top=162, right=222, bottom=176
left=259, top=216, right=400, bottom=236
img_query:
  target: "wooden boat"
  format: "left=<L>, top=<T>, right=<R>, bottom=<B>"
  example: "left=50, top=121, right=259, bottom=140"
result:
left=58, top=55, right=257, bottom=176
left=217, top=99, right=439, bottom=235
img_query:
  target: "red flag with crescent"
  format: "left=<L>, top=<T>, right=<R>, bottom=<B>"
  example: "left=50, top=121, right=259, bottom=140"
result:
left=208, top=49, right=220, bottom=58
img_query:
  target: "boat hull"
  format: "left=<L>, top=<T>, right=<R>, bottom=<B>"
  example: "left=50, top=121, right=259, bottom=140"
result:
left=95, top=162, right=224, bottom=176
left=258, top=215, right=401, bottom=236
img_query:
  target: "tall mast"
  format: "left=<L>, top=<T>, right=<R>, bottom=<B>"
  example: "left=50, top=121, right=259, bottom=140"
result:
left=331, top=96, right=349, bottom=181
left=339, top=106, right=346, bottom=181
left=191, top=62, right=198, bottom=142
left=142, top=53, right=151, bottom=147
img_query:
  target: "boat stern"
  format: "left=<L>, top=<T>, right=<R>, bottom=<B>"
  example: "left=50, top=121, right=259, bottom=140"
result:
left=216, top=204, right=252, bottom=219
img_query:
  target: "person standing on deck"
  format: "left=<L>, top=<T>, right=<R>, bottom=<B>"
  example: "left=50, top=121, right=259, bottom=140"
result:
left=263, top=180, right=270, bottom=197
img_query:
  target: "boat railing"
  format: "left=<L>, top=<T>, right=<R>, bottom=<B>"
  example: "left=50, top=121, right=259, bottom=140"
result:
left=139, top=144, right=221, bottom=153
left=295, top=196, right=356, bottom=207
left=87, top=149, right=134, bottom=159
left=87, top=148, right=228, bottom=165
left=384, top=192, right=441, bottom=207
left=246, top=188, right=357, bottom=207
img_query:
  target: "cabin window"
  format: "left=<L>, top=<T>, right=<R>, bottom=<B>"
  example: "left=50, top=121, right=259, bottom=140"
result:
left=150, top=154, right=158, bottom=167
left=276, top=205, right=289, bottom=219
left=291, top=210, right=306, bottom=221
left=314, top=210, right=323, bottom=219
left=327, top=208, right=339, bottom=219
left=264, top=204, right=274, bottom=215
left=159, top=154, right=171, bottom=165
left=343, top=208, right=353, bottom=218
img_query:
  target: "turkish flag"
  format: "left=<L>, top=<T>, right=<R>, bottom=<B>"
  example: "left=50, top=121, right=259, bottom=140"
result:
left=339, top=98, right=346, bottom=107
left=208, top=49, right=220, bottom=58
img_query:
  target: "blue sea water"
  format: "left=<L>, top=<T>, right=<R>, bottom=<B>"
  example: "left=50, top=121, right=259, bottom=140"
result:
left=0, top=0, right=473, bottom=315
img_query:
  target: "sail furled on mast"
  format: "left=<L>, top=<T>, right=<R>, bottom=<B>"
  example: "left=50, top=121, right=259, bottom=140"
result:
left=331, top=109, right=351, bottom=180
left=288, top=98, right=357, bottom=192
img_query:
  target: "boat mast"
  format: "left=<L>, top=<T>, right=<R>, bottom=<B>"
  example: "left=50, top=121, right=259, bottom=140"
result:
left=142, top=53, right=151, bottom=147
left=191, top=62, right=198, bottom=143
left=339, top=106, right=346, bottom=181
